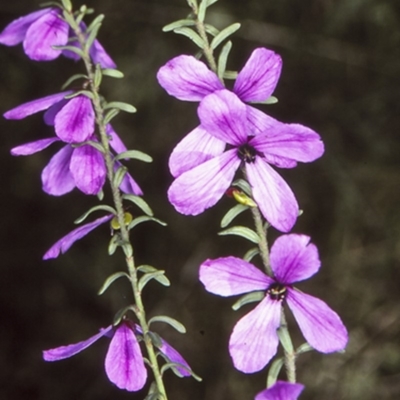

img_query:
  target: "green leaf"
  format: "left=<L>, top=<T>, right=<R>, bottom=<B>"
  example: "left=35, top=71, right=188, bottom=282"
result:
left=102, top=69, right=124, bottom=79
left=113, top=305, right=136, bottom=326
left=138, top=271, right=170, bottom=291
left=62, top=10, right=77, bottom=29
left=137, top=266, right=170, bottom=286
left=296, top=343, right=314, bottom=355
left=97, top=189, right=104, bottom=201
left=173, top=27, right=204, bottom=48
left=86, top=14, right=105, bottom=34
left=115, top=150, right=153, bottom=163
left=232, top=178, right=252, bottom=195
left=144, top=394, right=161, bottom=400
left=267, top=357, right=284, bottom=388
left=98, top=271, right=131, bottom=295
left=249, top=95, right=279, bottom=105
left=74, top=205, right=116, bottom=224
left=104, top=101, right=137, bottom=113
left=243, top=247, right=259, bottom=262
left=232, top=291, right=264, bottom=310
left=104, top=108, right=120, bottom=124
left=137, top=265, right=158, bottom=273
left=93, top=63, right=102, bottom=88
left=108, top=235, right=119, bottom=255
left=64, top=89, right=94, bottom=100
left=128, top=216, right=167, bottom=230
left=122, top=194, right=153, bottom=216
left=197, top=0, right=207, bottom=22
left=163, top=19, right=196, bottom=32
left=220, top=204, right=247, bottom=228
left=86, top=22, right=102, bottom=54
left=217, top=40, right=232, bottom=80
left=148, top=315, right=186, bottom=333
left=61, top=0, right=72, bottom=12
left=61, top=73, right=88, bottom=90
left=72, top=140, right=104, bottom=153
left=218, top=226, right=260, bottom=244
left=186, top=0, right=198, bottom=11
left=223, top=70, right=238, bottom=80
left=204, top=24, right=219, bottom=37
left=277, top=321, right=294, bottom=354
left=54, top=44, right=84, bottom=58
left=113, top=165, right=128, bottom=189
left=211, top=23, right=241, bottom=50
left=146, top=331, right=163, bottom=348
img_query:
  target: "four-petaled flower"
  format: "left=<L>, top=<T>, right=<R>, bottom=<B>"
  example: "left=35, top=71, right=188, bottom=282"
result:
left=168, top=90, right=323, bottom=232
left=199, top=234, right=348, bottom=373
left=43, top=321, right=191, bottom=392
left=255, top=381, right=304, bottom=400
left=0, top=7, right=116, bottom=68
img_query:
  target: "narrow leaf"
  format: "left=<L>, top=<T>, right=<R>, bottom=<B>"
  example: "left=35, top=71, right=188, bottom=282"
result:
left=64, top=89, right=94, bottom=100
left=217, top=40, right=232, bottom=80
left=243, top=247, right=259, bottom=262
left=211, top=23, right=241, bottom=50
left=267, top=357, right=284, bottom=388
left=102, top=69, right=124, bottom=78
left=108, top=235, right=118, bottom=255
left=296, top=343, right=314, bottom=355
left=173, top=27, right=204, bottom=48
left=232, top=178, right=252, bottom=195
left=277, top=321, right=294, bottom=354
left=223, top=70, right=238, bottom=80
left=104, top=108, right=120, bottom=124
left=86, top=14, right=104, bottom=34
left=148, top=315, right=186, bottom=333
left=138, top=271, right=170, bottom=291
left=204, top=24, right=219, bottom=37
left=54, top=45, right=84, bottom=58
left=113, top=305, right=136, bottom=326
left=122, top=195, right=153, bottom=216
left=74, top=205, right=116, bottom=224
left=197, top=0, right=208, bottom=22
left=98, top=271, right=131, bottom=295
left=93, top=64, right=102, bottom=88
left=115, top=150, right=153, bottom=163
left=113, top=165, right=128, bottom=189
left=232, top=291, right=264, bottom=311
left=104, top=101, right=137, bottom=113
left=163, top=19, right=196, bottom=32
left=128, top=216, right=167, bottom=230
left=220, top=204, right=247, bottom=228
left=61, top=0, right=72, bottom=12
left=218, top=226, right=260, bottom=244
left=61, top=73, right=88, bottom=90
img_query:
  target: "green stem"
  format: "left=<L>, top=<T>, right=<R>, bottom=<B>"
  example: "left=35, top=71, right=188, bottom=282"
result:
left=279, top=312, right=297, bottom=383
left=70, top=12, right=168, bottom=399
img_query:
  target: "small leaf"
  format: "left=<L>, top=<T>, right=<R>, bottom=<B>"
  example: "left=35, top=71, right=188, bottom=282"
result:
left=104, top=108, right=120, bottom=124
left=62, top=10, right=77, bottom=29
left=249, top=95, right=279, bottom=105
left=197, top=0, right=207, bottom=22
left=148, top=315, right=186, bottom=333
left=104, top=101, right=137, bottom=113
left=144, top=394, right=161, bottom=400
left=86, top=14, right=104, bottom=34
left=93, top=63, right=102, bottom=88
left=243, top=247, right=259, bottom=262
left=108, top=235, right=118, bottom=255
left=217, top=40, right=232, bottom=80
left=98, top=271, right=131, bottom=295
left=204, top=24, right=219, bottom=37
left=121, top=242, right=133, bottom=258
left=102, top=69, right=124, bottom=78
left=223, top=70, right=238, bottom=80
left=173, top=27, right=204, bottom=48
left=113, top=305, right=136, bottom=326
left=122, top=194, right=153, bottom=216
left=211, top=23, right=241, bottom=50
left=232, top=291, right=264, bottom=311
left=128, top=216, right=167, bottom=230
left=220, top=204, right=247, bottom=228
left=277, top=321, right=294, bottom=354
left=54, top=44, right=84, bottom=59
left=163, top=19, right=196, bottom=32
left=61, top=0, right=72, bottom=12
left=72, top=139, right=105, bottom=154
left=61, top=73, right=88, bottom=90
left=296, top=343, right=314, bottom=355
left=85, top=20, right=103, bottom=52
left=137, top=265, right=158, bottom=273
left=74, top=205, right=116, bottom=224
left=138, top=271, right=170, bottom=291
left=97, top=189, right=104, bottom=201
left=113, top=165, right=128, bottom=189
left=218, top=226, right=260, bottom=244
left=146, top=331, right=163, bottom=348
left=267, top=357, right=284, bottom=388
left=64, top=89, right=94, bottom=100
left=232, top=179, right=252, bottom=195
left=115, top=150, right=153, bottom=163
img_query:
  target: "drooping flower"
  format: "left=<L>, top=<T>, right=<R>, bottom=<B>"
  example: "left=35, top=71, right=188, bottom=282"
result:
left=255, top=381, right=304, bottom=400
left=0, top=7, right=116, bottom=67
left=199, top=234, right=348, bottom=373
left=157, top=47, right=283, bottom=177
left=168, top=90, right=323, bottom=232
left=43, top=321, right=191, bottom=392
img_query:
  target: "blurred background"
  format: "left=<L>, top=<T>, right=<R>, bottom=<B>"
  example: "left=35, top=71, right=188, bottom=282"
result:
left=0, top=0, right=399, bottom=399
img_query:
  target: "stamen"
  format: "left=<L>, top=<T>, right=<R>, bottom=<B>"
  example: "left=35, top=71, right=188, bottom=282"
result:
left=267, top=283, right=287, bottom=301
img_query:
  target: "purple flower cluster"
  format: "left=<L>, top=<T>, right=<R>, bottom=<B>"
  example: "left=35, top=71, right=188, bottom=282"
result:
left=0, top=7, right=116, bottom=68
left=43, top=321, right=191, bottom=391
left=255, top=381, right=304, bottom=400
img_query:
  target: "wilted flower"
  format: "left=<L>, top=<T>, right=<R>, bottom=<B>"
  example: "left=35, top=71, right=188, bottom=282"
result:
left=168, top=90, right=323, bottom=232
left=43, top=321, right=191, bottom=392
left=0, top=7, right=116, bottom=67
left=157, top=47, right=283, bottom=177
left=199, top=234, right=348, bottom=373
left=255, top=381, right=304, bottom=400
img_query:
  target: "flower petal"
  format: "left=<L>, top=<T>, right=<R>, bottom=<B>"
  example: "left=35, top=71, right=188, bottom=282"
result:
left=270, top=234, right=320, bottom=284
left=3, top=91, right=72, bottom=120
left=198, top=90, right=248, bottom=145
left=43, top=214, right=113, bottom=260
left=234, top=48, right=282, bottom=103
left=55, top=96, right=95, bottom=143
left=41, top=145, right=75, bottom=196
left=229, top=297, right=281, bottom=373
left=107, top=124, right=127, bottom=154
left=105, top=324, right=147, bottom=392
left=168, top=149, right=240, bottom=215
left=11, top=137, right=59, bottom=155
left=23, top=9, right=69, bottom=61
left=169, top=125, right=225, bottom=178
left=70, top=145, right=106, bottom=195
left=246, top=105, right=281, bottom=136
left=250, top=123, right=324, bottom=167
left=255, top=381, right=304, bottom=400
left=287, top=289, right=348, bottom=353
left=0, top=8, right=50, bottom=46
left=159, top=339, right=191, bottom=377
left=90, top=39, right=117, bottom=69
left=119, top=171, right=143, bottom=196
left=43, top=326, right=112, bottom=361
left=246, top=159, right=299, bottom=232
left=199, top=256, right=272, bottom=296
left=157, top=55, right=224, bottom=101
left=43, top=99, right=69, bottom=126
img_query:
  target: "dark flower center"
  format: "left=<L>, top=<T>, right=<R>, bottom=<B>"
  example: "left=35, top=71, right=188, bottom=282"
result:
left=267, top=283, right=287, bottom=301
left=237, top=143, right=259, bottom=163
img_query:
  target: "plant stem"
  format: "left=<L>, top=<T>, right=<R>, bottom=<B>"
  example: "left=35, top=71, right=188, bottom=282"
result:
left=70, top=12, right=168, bottom=399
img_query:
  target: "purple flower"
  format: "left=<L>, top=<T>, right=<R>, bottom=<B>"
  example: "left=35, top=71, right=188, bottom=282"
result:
left=157, top=47, right=283, bottom=177
left=199, top=234, right=348, bottom=373
left=0, top=7, right=116, bottom=67
left=168, top=90, right=323, bottom=232
left=43, top=321, right=191, bottom=392
left=255, top=381, right=304, bottom=400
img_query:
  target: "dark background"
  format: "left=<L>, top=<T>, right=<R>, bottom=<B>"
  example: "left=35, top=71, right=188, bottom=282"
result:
left=0, top=0, right=399, bottom=399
